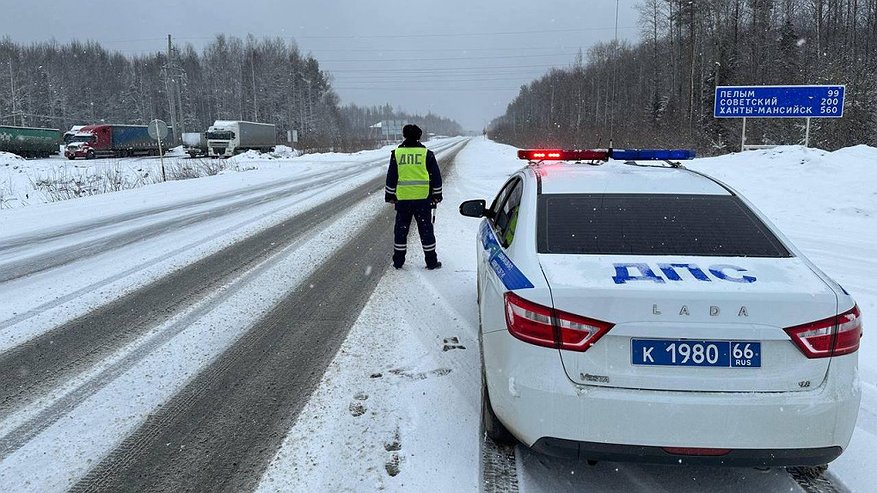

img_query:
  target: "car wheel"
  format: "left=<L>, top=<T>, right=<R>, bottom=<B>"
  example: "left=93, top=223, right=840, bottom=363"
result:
left=86, top=150, right=95, bottom=160
left=481, top=365, right=517, bottom=445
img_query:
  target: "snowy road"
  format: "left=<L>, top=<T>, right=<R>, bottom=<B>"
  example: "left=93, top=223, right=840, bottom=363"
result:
left=0, top=139, right=466, bottom=490
left=0, top=138, right=873, bottom=492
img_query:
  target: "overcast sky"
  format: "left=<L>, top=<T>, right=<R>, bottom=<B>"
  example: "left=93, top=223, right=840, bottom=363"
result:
left=5, top=0, right=639, bottom=131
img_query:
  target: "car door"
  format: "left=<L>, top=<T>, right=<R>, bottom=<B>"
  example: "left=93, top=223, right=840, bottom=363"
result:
left=478, top=176, right=525, bottom=332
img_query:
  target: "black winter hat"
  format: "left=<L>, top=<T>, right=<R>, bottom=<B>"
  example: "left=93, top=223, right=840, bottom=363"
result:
left=402, top=124, right=423, bottom=141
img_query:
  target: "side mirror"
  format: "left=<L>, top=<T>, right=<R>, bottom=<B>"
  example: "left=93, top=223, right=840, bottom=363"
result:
left=459, top=199, right=487, bottom=218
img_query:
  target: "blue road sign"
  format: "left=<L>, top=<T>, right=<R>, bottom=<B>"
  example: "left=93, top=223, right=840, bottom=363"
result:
left=714, top=85, right=845, bottom=119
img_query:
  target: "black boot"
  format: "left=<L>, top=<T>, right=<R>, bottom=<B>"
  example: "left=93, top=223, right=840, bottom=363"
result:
left=425, top=251, right=440, bottom=270
left=392, top=251, right=405, bottom=269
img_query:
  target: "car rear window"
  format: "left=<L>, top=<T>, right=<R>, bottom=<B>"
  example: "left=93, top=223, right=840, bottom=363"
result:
left=537, top=194, right=791, bottom=257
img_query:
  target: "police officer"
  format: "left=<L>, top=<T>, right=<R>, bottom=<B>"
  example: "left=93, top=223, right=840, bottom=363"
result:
left=385, top=124, right=443, bottom=270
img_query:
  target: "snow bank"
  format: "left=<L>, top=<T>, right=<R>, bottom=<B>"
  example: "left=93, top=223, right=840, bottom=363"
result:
left=688, top=145, right=877, bottom=491
left=0, top=151, right=25, bottom=165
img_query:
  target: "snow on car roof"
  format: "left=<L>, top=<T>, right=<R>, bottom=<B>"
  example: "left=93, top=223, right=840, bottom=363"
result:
left=534, top=160, right=731, bottom=195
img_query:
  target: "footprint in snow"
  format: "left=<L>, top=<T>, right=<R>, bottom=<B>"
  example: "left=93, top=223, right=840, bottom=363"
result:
left=349, top=401, right=366, bottom=417
left=385, top=453, right=401, bottom=477
left=384, top=428, right=402, bottom=452
left=442, top=336, right=466, bottom=352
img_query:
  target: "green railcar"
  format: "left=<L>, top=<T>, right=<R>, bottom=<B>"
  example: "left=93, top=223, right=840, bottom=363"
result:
left=0, top=125, right=62, bottom=158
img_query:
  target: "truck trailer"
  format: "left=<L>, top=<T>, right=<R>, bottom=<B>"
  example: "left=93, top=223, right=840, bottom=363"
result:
left=206, top=121, right=275, bottom=158
left=0, top=125, right=62, bottom=158
left=182, top=132, right=209, bottom=158
left=64, top=124, right=177, bottom=160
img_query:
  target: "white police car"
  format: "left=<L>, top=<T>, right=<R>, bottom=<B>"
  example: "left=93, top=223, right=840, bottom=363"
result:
left=459, top=149, right=861, bottom=468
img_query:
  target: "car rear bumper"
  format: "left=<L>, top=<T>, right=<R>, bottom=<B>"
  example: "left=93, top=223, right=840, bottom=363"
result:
left=531, top=437, right=842, bottom=467
left=482, top=330, right=860, bottom=462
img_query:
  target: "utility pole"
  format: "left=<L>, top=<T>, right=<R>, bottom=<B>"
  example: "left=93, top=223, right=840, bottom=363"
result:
left=165, top=34, right=179, bottom=143
left=8, top=60, right=16, bottom=126
left=608, top=0, right=620, bottom=148
left=251, top=52, right=258, bottom=121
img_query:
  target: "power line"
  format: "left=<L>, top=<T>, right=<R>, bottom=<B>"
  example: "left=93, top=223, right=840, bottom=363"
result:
left=309, top=45, right=587, bottom=54
left=334, top=87, right=522, bottom=92
left=100, top=25, right=637, bottom=44
left=316, top=52, right=577, bottom=63
left=332, top=75, right=540, bottom=82
left=297, top=26, right=638, bottom=39
left=325, top=63, right=569, bottom=73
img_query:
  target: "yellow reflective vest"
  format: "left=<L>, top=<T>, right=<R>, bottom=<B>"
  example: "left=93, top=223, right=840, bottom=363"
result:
left=394, top=147, right=430, bottom=200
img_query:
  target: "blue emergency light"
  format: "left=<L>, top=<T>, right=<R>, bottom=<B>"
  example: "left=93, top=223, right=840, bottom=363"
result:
left=609, top=149, right=696, bottom=161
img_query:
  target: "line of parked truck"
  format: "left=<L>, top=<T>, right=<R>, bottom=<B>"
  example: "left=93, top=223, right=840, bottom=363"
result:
left=0, top=121, right=277, bottom=160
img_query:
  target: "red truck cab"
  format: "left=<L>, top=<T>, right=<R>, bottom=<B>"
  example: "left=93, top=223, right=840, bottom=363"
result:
left=64, top=124, right=108, bottom=160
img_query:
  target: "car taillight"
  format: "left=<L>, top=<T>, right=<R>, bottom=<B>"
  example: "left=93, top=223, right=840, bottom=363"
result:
left=784, top=305, right=862, bottom=358
left=504, top=292, right=613, bottom=352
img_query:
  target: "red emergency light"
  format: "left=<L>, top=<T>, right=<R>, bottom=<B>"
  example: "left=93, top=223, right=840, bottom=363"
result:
left=517, top=149, right=609, bottom=161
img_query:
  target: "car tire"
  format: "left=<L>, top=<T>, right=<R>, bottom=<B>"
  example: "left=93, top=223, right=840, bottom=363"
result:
left=481, top=357, right=517, bottom=445
left=86, top=150, right=95, bottom=160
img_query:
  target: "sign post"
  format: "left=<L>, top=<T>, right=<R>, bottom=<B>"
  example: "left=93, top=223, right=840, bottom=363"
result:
left=714, top=85, right=844, bottom=151
left=148, top=119, right=169, bottom=181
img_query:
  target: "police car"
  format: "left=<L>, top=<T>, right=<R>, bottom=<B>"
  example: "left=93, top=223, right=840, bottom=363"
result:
left=459, top=149, right=861, bottom=468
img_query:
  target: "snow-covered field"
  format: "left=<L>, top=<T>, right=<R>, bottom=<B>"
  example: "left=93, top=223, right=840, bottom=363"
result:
left=0, top=137, right=874, bottom=491
left=1, top=145, right=350, bottom=209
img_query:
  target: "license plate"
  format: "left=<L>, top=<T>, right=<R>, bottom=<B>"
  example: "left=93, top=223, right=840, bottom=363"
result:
left=631, top=339, right=761, bottom=368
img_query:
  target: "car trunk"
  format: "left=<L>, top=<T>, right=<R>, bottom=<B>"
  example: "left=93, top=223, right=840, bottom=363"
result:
left=539, top=254, right=837, bottom=393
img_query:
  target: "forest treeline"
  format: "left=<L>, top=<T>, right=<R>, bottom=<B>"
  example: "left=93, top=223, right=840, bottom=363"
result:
left=0, top=35, right=462, bottom=149
left=489, top=0, right=877, bottom=153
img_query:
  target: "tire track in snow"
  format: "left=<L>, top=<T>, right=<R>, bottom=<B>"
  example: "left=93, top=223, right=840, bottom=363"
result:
left=71, top=144, right=466, bottom=492
left=787, top=467, right=847, bottom=493
left=481, top=439, right=520, bottom=493
left=0, top=141, right=460, bottom=335
left=0, top=165, right=378, bottom=335
left=0, top=166, right=395, bottom=420
left=0, top=213, right=324, bottom=459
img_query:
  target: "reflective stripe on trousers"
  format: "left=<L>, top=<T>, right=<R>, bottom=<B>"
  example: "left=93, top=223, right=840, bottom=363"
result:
left=393, top=202, right=438, bottom=265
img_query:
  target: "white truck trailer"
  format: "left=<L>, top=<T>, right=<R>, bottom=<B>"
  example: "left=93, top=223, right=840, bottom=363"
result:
left=182, top=132, right=209, bottom=158
left=206, top=121, right=275, bottom=158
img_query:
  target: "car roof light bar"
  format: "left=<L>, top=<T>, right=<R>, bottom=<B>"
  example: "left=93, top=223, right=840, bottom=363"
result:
left=610, top=149, right=697, bottom=161
left=517, top=149, right=609, bottom=161
left=517, top=149, right=695, bottom=162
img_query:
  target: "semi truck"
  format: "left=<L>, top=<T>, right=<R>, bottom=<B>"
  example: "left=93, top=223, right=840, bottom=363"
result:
left=182, top=132, right=209, bottom=158
left=0, top=125, right=62, bottom=158
left=64, top=124, right=176, bottom=160
left=206, top=121, right=275, bottom=158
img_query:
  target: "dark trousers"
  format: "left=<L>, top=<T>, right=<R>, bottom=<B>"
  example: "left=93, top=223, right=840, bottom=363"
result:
left=393, top=201, right=438, bottom=267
